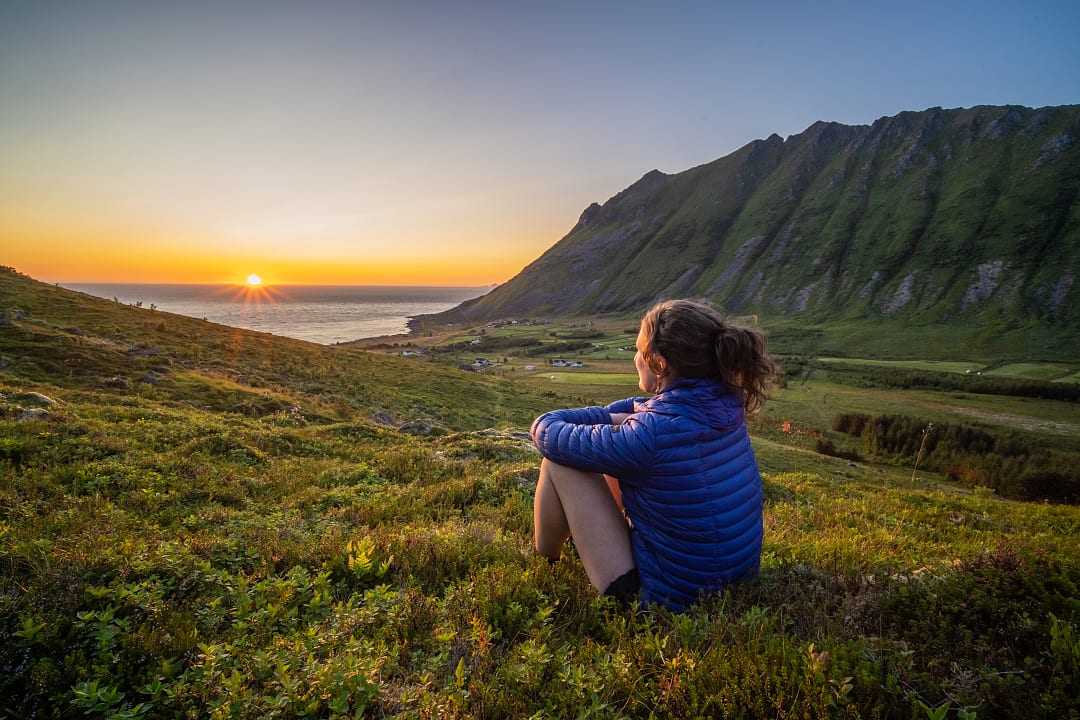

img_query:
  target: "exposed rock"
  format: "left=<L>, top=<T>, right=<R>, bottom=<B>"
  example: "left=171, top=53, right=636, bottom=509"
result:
left=16, top=407, right=50, bottom=422
left=707, top=235, right=765, bottom=294
left=63, top=326, right=84, bottom=335
left=656, top=266, right=703, bottom=301
left=984, top=107, right=1024, bottom=139
left=768, top=222, right=800, bottom=262
left=881, top=272, right=916, bottom=315
left=961, top=260, right=1005, bottom=310
left=12, top=391, right=57, bottom=407
left=792, top=282, right=818, bottom=312
left=1050, top=271, right=1074, bottom=315
left=398, top=419, right=445, bottom=436
left=371, top=411, right=396, bottom=426
left=857, top=271, right=884, bottom=300
left=103, top=376, right=130, bottom=389
left=891, top=139, right=921, bottom=177
left=576, top=202, right=603, bottom=228
left=140, top=370, right=164, bottom=385
left=1032, top=132, right=1073, bottom=169
left=1, top=308, right=27, bottom=326
left=736, top=270, right=767, bottom=308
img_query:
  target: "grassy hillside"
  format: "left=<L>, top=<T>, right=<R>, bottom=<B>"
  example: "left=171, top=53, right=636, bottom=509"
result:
left=2, top=269, right=1079, bottom=718
left=420, top=105, right=1080, bottom=360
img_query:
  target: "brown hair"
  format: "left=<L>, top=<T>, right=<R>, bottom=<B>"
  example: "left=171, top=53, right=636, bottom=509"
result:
left=639, top=299, right=779, bottom=414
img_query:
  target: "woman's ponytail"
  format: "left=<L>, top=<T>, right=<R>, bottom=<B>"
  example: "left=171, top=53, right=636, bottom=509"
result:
left=713, top=324, right=778, bottom=414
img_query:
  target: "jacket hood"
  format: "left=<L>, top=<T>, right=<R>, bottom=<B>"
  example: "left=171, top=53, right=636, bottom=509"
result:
left=643, top=376, right=745, bottom=430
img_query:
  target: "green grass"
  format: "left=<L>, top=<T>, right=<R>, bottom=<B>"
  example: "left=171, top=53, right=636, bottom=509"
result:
left=1056, top=369, right=1080, bottom=384
left=2, top=267, right=1079, bottom=718
left=530, top=371, right=640, bottom=386
left=986, top=362, right=1078, bottom=381
left=818, top=357, right=987, bottom=374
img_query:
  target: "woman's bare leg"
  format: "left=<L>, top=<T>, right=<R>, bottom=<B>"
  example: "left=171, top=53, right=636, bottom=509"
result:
left=602, top=474, right=625, bottom=514
left=533, top=458, right=635, bottom=592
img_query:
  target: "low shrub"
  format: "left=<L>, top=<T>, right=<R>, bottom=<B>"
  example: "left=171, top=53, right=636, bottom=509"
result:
left=815, top=438, right=861, bottom=462
left=833, top=412, right=1080, bottom=503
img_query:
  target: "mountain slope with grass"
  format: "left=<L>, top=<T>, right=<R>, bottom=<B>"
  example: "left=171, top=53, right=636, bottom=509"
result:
left=2, top=266, right=1079, bottom=718
left=424, top=104, right=1080, bottom=358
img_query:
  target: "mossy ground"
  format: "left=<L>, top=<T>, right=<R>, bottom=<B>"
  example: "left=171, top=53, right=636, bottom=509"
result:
left=2, top=269, right=1078, bottom=718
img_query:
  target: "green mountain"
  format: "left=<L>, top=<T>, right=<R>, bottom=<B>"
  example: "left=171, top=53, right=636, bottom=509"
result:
left=425, top=105, right=1080, bottom=357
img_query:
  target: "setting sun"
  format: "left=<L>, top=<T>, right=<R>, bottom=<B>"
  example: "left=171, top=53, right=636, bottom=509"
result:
left=246, top=274, right=263, bottom=287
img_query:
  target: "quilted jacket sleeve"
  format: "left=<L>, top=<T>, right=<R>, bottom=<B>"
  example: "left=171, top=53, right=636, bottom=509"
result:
left=530, top=405, right=655, bottom=478
left=605, top=396, right=649, bottom=415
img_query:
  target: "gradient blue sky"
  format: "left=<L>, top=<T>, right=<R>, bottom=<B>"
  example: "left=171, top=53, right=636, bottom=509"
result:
left=2, top=0, right=1078, bottom=284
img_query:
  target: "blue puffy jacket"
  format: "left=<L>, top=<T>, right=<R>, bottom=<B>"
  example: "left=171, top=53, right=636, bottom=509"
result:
left=530, top=376, right=763, bottom=610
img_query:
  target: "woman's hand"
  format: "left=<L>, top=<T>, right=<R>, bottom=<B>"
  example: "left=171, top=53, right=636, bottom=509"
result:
left=610, top=412, right=632, bottom=425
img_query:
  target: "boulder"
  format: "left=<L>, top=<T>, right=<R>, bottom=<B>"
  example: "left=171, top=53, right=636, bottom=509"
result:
left=397, top=419, right=445, bottom=436
left=103, top=376, right=130, bottom=389
left=11, top=392, right=57, bottom=407
left=140, top=370, right=164, bottom=385
left=371, top=411, right=396, bottom=426
left=16, top=407, right=49, bottom=422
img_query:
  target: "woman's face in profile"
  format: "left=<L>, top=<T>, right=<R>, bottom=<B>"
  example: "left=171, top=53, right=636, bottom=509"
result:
left=634, top=325, right=663, bottom=394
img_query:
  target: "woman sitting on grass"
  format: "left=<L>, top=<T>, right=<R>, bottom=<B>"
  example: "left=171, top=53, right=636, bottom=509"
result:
left=530, top=299, right=778, bottom=610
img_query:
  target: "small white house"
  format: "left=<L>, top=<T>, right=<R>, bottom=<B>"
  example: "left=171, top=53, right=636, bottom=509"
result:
left=469, top=338, right=482, bottom=345
left=472, top=357, right=492, bottom=368
left=401, top=350, right=423, bottom=357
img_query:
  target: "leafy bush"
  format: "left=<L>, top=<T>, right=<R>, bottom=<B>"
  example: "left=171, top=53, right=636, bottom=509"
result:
left=833, top=412, right=1080, bottom=503
left=815, top=438, right=861, bottom=462
left=523, top=340, right=595, bottom=356
left=831, top=413, right=870, bottom=436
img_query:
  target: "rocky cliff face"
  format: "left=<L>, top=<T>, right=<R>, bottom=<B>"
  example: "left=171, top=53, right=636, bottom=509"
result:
left=426, top=105, right=1080, bottom=331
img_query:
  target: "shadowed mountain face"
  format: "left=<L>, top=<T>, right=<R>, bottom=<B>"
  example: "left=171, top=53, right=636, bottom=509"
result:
left=427, top=105, right=1080, bottom=331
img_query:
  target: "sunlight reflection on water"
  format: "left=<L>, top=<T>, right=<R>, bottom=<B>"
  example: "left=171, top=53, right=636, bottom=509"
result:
left=64, top=284, right=489, bottom=344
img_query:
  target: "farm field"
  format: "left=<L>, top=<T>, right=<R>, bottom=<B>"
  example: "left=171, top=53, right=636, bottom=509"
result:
left=818, top=357, right=986, bottom=374
left=985, top=362, right=1079, bottom=381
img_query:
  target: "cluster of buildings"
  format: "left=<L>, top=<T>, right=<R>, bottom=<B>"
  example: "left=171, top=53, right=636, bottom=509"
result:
left=549, top=358, right=584, bottom=368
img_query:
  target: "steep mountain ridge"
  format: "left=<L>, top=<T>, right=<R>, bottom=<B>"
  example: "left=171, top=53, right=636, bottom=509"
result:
left=424, top=105, right=1080, bottom=350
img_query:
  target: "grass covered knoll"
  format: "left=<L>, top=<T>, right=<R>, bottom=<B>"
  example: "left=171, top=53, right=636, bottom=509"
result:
left=2, top=269, right=1079, bottom=718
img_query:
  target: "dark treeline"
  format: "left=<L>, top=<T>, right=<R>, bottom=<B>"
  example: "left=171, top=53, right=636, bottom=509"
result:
left=434, top=336, right=543, bottom=353
left=548, top=329, right=605, bottom=339
left=784, top=359, right=1080, bottom=402
left=523, top=340, right=595, bottom=356
left=832, top=413, right=1080, bottom=504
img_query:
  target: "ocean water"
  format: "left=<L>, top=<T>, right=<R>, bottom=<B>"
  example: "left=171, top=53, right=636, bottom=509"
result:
left=63, top=284, right=489, bottom=344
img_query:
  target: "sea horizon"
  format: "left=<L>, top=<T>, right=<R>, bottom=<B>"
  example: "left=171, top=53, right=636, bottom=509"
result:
left=62, top=282, right=490, bottom=345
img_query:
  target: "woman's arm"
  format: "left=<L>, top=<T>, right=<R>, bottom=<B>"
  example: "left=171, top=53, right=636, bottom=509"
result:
left=530, top=407, right=655, bottom=478
left=605, top=396, right=649, bottom=416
